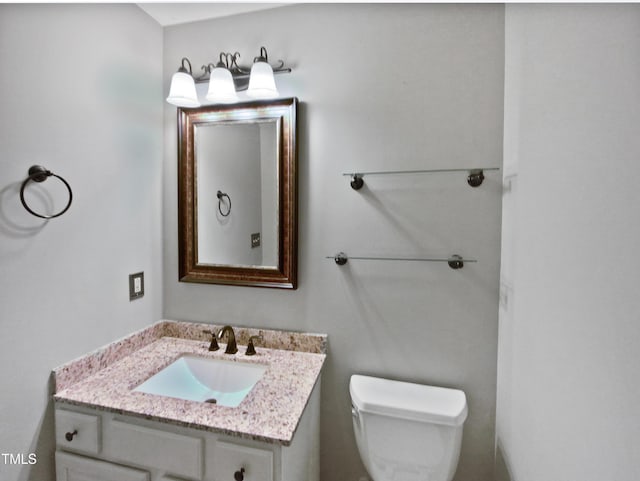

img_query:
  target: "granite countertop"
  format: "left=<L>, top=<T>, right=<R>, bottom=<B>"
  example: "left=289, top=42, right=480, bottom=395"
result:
left=53, top=320, right=326, bottom=446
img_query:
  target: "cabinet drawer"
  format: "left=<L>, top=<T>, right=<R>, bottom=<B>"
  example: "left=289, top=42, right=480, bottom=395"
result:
left=56, top=451, right=149, bottom=481
left=103, top=419, right=203, bottom=479
left=212, top=441, right=273, bottom=481
left=55, top=409, right=100, bottom=455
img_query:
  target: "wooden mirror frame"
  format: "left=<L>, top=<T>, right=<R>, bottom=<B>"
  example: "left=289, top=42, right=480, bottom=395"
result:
left=178, top=98, right=297, bottom=289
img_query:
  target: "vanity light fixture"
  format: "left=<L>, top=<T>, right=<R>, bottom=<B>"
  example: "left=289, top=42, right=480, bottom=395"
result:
left=166, top=58, right=200, bottom=108
left=166, top=47, right=290, bottom=107
left=246, top=47, right=278, bottom=99
left=206, top=53, right=239, bottom=104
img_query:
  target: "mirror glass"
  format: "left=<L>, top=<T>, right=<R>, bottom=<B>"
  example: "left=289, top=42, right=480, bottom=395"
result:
left=195, top=120, right=278, bottom=267
left=178, top=98, right=297, bottom=289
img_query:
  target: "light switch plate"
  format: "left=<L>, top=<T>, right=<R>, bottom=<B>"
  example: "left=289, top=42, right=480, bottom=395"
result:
left=129, top=272, right=144, bottom=300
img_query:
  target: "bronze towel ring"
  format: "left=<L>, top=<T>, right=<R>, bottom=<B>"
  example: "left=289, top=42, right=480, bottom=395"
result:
left=20, top=165, right=73, bottom=219
left=217, top=190, right=231, bottom=217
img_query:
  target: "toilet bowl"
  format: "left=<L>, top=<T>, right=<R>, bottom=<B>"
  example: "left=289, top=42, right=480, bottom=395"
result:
left=350, top=375, right=467, bottom=481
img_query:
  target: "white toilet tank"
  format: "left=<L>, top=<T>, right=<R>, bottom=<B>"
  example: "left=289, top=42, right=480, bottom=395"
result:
left=350, top=375, right=467, bottom=481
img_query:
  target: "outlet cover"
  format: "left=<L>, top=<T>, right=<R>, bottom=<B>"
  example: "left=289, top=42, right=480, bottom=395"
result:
left=251, top=232, right=261, bottom=248
left=129, top=272, right=144, bottom=301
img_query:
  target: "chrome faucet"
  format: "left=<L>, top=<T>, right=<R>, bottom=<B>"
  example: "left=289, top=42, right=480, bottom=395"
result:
left=217, top=325, right=238, bottom=354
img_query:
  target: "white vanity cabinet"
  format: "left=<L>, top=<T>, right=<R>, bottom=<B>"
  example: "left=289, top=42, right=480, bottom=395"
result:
left=54, top=381, right=320, bottom=481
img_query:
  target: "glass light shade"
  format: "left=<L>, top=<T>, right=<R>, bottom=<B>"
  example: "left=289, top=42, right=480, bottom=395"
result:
left=166, top=71, right=200, bottom=107
left=246, top=61, right=278, bottom=99
left=206, top=67, right=238, bottom=103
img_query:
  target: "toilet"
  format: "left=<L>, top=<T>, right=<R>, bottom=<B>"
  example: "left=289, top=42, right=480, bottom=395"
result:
left=350, top=374, right=467, bottom=481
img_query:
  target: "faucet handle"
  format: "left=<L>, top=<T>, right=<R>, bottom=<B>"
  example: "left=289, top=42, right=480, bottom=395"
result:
left=245, top=335, right=263, bottom=356
left=202, top=329, right=219, bottom=351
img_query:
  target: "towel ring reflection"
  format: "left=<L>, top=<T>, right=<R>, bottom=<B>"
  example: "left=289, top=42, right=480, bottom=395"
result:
left=20, top=165, right=73, bottom=219
left=217, top=190, right=231, bottom=217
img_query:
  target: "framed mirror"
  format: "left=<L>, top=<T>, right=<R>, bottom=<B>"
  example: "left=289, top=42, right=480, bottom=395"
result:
left=178, top=98, right=297, bottom=289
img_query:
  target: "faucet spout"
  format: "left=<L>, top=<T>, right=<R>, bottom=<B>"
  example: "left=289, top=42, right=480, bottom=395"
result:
left=217, top=325, right=238, bottom=354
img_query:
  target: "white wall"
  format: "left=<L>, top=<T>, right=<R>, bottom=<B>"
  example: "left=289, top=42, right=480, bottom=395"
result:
left=0, top=5, right=163, bottom=481
left=497, top=5, right=640, bottom=481
left=163, top=5, right=504, bottom=481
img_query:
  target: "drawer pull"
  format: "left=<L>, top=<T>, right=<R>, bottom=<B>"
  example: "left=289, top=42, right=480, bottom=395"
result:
left=65, top=429, right=78, bottom=442
left=234, top=467, right=245, bottom=481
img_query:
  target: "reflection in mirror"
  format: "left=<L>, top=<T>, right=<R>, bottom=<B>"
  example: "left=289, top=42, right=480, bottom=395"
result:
left=178, top=98, right=297, bottom=289
left=195, top=120, right=278, bottom=267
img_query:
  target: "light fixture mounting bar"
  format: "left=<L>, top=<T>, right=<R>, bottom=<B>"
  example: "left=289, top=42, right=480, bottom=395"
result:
left=193, top=67, right=292, bottom=84
left=190, top=48, right=292, bottom=91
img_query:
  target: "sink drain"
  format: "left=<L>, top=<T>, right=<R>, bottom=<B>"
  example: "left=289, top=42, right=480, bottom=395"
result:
left=204, top=398, right=217, bottom=404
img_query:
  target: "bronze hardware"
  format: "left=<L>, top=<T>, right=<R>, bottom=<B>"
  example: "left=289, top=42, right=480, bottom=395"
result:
left=245, top=335, right=263, bottom=356
left=350, top=174, right=364, bottom=190
left=467, top=169, right=485, bottom=187
left=447, top=255, right=464, bottom=269
left=20, top=165, right=73, bottom=219
left=202, top=329, right=220, bottom=351
left=216, top=190, right=231, bottom=217
left=217, top=326, right=238, bottom=354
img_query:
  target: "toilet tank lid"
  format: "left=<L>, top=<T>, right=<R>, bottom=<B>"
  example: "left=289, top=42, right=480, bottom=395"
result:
left=350, top=375, right=468, bottom=426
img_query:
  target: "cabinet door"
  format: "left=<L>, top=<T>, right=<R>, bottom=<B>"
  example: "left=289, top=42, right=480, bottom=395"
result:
left=102, top=419, right=203, bottom=479
left=56, top=451, right=149, bottom=481
left=211, top=441, right=273, bottom=481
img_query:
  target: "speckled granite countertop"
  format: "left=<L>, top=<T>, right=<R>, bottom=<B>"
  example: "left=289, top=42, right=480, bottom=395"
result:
left=53, top=320, right=326, bottom=445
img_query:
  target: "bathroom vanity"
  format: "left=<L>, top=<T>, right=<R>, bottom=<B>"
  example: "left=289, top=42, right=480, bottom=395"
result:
left=53, top=321, right=326, bottom=481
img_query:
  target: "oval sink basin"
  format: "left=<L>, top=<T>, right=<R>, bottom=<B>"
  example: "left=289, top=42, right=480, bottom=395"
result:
left=133, top=355, right=267, bottom=407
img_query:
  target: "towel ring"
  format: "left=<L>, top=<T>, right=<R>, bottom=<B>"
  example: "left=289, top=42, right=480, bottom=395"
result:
left=217, top=190, right=231, bottom=217
left=20, top=165, right=73, bottom=219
